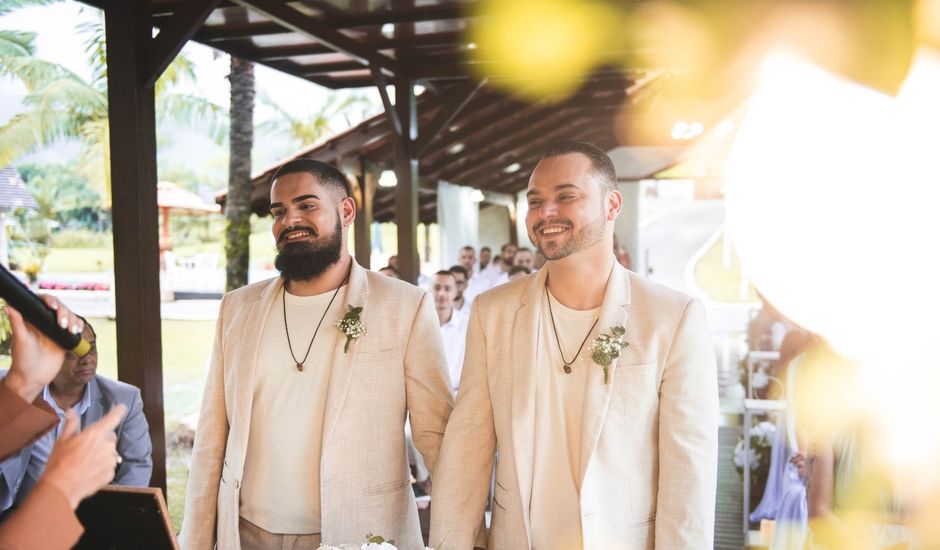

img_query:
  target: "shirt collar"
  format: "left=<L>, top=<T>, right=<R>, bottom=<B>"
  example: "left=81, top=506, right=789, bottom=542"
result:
left=42, top=382, right=92, bottom=418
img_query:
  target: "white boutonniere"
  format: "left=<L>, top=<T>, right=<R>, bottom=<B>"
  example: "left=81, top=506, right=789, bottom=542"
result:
left=591, top=325, right=629, bottom=384
left=361, top=533, right=396, bottom=549
left=334, top=305, right=366, bottom=353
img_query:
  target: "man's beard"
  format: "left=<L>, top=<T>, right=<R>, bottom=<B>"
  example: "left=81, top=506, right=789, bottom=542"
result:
left=532, top=214, right=605, bottom=261
left=274, top=217, right=343, bottom=281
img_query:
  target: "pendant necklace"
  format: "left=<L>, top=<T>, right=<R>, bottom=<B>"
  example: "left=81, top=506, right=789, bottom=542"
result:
left=283, top=272, right=348, bottom=372
left=545, top=282, right=599, bottom=374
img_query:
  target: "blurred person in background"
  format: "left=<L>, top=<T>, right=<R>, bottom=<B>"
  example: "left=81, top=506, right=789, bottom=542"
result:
left=512, top=248, right=535, bottom=271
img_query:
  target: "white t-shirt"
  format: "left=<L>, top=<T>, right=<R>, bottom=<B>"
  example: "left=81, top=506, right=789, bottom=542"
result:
left=439, top=308, right=469, bottom=392
left=529, top=288, right=600, bottom=550
left=239, top=284, right=347, bottom=534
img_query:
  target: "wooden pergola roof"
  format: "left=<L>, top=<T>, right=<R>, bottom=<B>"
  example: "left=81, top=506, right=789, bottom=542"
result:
left=238, top=69, right=662, bottom=223
left=76, top=0, right=673, bottom=493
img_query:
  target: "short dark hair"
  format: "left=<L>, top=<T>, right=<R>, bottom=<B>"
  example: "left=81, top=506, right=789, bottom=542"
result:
left=271, top=158, right=351, bottom=197
left=509, top=266, right=531, bottom=277
left=76, top=315, right=96, bottom=338
left=480, top=246, right=491, bottom=253
left=538, top=141, right=616, bottom=192
left=379, top=265, right=400, bottom=276
left=448, top=265, right=469, bottom=278
left=433, top=270, right=456, bottom=280
left=515, top=247, right=532, bottom=255
left=461, top=245, right=475, bottom=252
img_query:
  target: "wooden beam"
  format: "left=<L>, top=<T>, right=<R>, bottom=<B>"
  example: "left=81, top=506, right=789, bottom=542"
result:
left=393, top=76, right=419, bottom=283
left=146, top=0, right=221, bottom=87
left=371, top=66, right=402, bottom=138
left=324, top=3, right=465, bottom=28
left=227, top=30, right=466, bottom=61
left=231, top=0, right=403, bottom=76
left=103, top=0, right=167, bottom=495
left=429, top=104, right=623, bottom=181
left=415, top=79, right=484, bottom=157
left=353, top=165, right=377, bottom=268
left=193, top=20, right=284, bottom=41
left=447, top=117, right=604, bottom=186
left=429, top=107, right=579, bottom=180
left=301, top=60, right=366, bottom=75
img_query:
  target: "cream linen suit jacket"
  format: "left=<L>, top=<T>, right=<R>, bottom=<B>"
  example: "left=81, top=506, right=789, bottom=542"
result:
left=179, top=261, right=454, bottom=550
left=430, top=261, right=718, bottom=549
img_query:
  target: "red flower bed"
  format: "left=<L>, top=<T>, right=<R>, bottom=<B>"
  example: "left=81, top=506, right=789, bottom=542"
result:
left=38, top=281, right=110, bottom=291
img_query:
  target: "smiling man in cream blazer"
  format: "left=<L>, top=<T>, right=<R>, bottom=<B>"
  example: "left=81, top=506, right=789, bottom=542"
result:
left=180, top=159, right=454, bottom=550
left=430, top=142, right=718, bottom=549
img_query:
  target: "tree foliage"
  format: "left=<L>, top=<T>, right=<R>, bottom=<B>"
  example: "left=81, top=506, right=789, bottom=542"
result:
left=0, top=6, right=226, bottom=203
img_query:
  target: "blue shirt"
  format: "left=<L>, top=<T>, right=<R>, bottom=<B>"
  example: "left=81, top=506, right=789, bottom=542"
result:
left=17, top=385, right=92, bottom=502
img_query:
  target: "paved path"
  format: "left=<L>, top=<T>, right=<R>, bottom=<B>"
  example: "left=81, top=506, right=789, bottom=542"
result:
left=642, top=199, right=725, bottom=294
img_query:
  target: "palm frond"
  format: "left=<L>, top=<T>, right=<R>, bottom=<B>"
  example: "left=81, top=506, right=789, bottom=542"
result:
left=0, top=0, right=61, bottom=17
left=76, top=119, right=111, bottom=204
left=0, top=29, right=37, bottom=57
left=156, top=55, right=198, bottom=95
left=76, top=11, right=107, bottom=87
left=157, top=93, right=229, bottom=144
left=0, top=55, right=83, bottom=92
left=22, top=78, right=106, bottom=121
left=0, top=108, right=77, bottom=166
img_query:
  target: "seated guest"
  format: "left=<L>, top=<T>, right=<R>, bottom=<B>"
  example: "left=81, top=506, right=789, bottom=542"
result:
left=508, top=265, right=531, bottom=281
left=1, top=317, right=152, bottom=512
left=430, top=271, right=468, bottom=392
left=0, top=297, right=125, bottom=549
left=448, top=265, right=472, bottom=315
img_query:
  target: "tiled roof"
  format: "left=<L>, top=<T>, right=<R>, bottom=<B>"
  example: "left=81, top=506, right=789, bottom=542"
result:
left=0, top=166, right=38, bottom=210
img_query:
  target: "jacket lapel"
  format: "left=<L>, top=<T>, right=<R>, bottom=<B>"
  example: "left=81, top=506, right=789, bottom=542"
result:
left=81, top=377, right=103, bottom=430
left=322, top=259, right=369, bottom=443
left=579, top=261, right=631, bottom=483
left=510, top=267, right=548, bottom=542
left=233, top=277, right=283, bottom=464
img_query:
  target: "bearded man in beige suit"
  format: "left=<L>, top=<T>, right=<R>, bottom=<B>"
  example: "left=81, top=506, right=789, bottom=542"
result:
left=430, top=142, right=718, bottom=549
left=180, top=159, right=454, bottom=550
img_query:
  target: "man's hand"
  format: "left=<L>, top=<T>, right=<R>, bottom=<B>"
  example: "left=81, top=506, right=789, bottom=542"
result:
left=3, top=295, right=83, bottom=402
left=42, top=404, right=127, bottom=509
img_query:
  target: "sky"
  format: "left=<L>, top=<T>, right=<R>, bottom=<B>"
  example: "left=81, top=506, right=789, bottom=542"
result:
left=0, top=0, right=382, bottom=186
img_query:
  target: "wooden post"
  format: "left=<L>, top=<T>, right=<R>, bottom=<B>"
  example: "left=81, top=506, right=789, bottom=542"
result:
left=104, top=0, right=166, bottom=494
left=353, top=163, right=376, bottom=269
left=394, top=75, right=419, bottom=284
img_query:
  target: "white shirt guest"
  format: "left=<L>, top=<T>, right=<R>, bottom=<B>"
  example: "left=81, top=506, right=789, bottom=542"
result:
left=430, top=271, right=468, bottom=391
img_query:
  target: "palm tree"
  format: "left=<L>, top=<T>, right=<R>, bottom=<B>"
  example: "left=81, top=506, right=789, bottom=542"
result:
left=0, top=8, right=226, bottom=205
left=256, top=89, right=374, bottom=148
left=225, top=56, right=253, bottom=292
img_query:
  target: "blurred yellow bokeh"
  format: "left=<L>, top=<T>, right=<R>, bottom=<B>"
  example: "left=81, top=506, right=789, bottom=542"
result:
left=469, top=0, right=623, bottom=101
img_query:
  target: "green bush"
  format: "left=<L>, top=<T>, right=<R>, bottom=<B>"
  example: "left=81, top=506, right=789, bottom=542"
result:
left=50, top=229, right=112, bottom=248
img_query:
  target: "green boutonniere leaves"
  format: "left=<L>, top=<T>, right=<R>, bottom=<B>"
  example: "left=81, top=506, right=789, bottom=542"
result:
left=334, top=305, right=366, bottom=353
left=591, top=325, right=629, bottom=384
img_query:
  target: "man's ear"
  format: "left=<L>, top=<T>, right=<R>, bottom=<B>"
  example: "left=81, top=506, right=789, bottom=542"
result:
left=342, top=195, right=357, bottom=227
left=607, top=189, right=623, bottom=220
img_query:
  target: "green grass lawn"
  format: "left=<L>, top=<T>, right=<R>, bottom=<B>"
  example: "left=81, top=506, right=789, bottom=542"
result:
left=692, top=230, right=760, bottom=303
left=89, top=317, right=215, bottom=530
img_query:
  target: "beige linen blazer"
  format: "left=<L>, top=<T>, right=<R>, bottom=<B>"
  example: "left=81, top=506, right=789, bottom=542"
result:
left=179, top=261, right=454, bottom=550
left=430, top=261, right=718, bottom=549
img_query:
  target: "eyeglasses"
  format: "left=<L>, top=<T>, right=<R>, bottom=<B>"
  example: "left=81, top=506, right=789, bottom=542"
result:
left=65, top=342, right=98, bottom=362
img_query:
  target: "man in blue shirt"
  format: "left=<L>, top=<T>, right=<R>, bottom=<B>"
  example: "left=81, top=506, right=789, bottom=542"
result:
left=0, top=317, right=152, bottom=512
